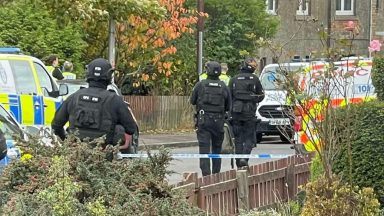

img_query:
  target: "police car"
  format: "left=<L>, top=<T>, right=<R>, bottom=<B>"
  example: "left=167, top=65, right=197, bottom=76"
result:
left=0, top=48, right=68, bottom=133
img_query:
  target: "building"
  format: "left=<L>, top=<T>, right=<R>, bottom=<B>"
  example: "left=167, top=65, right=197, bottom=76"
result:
left=259, top=0, right=384, bottom=66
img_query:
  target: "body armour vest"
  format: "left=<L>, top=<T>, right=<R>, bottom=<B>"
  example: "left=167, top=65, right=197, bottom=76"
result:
left=198, top=79, right=225, bottom=113
left=231, top=74, right=258, bottom=117
left=68, top=88, right=115, bottom=141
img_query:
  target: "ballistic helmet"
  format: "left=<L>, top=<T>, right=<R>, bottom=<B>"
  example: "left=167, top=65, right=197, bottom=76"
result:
left=205, top=61, right=221, bottom=77
left=241, top=57, right=258, bottom=72
left=63, top=61, right=73, bottom=72
left=86, top=58, right=113, bottom=83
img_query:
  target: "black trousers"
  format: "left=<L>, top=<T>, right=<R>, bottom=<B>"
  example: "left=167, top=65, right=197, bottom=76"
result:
left=232, top=120, right=256, bottom=167
left=196, top=114, right=224, bottom=176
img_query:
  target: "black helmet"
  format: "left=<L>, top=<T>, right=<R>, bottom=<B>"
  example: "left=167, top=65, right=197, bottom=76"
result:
left=241, top=57, right=258, bottom=72
left=205, top=61, right=221, bottom=77
left=63, top=61, right=73, bottom=72
left=86, top=58, right=114, bottom=83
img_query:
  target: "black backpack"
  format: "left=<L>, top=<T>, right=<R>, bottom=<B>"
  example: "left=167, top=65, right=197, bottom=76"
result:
left=231, top=74, right=258, bottom=116
left=69, top=88, right=115, bottom=141
left=198, top=80, right=225, bottom=113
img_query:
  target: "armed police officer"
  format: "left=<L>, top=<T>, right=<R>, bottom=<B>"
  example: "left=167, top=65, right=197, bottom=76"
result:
left=229, top=57, right=264, bottom=168
left=190, top=61, right=231, bottom=176
left=51, top=58, right=137, bottom=147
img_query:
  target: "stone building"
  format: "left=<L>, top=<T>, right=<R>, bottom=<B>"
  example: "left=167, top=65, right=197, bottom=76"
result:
left=259, top=0, right=384, bottom=67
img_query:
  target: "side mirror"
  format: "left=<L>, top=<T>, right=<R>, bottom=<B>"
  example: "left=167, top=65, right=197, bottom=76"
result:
left=59, top=84, right=69, bottom=96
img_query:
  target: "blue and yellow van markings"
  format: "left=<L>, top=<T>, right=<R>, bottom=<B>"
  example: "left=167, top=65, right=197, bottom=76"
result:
left=8, top=94, right=21, bottom=124
left=33, top=96, right=44, bottom=125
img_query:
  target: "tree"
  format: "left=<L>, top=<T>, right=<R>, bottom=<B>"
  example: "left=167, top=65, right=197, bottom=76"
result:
left=203, top=0, right=279, bottom=74
left=0, top=0, right=86, bottom=74
left=40, top=0, right=199, bottom=95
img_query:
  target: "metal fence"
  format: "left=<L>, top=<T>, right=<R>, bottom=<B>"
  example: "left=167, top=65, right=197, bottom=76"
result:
left=173, top=154, right=313, bottom=215
left=123, top=96, right=194, bottom=131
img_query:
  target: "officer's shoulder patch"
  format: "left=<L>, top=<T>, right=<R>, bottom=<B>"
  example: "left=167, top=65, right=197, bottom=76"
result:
left=80, top=95, right=100, bottom=103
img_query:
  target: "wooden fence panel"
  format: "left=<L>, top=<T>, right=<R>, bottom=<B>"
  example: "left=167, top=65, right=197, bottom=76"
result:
left=124, top=96, right=194, bottom=131
left=173, top=155, right=313, bottom=215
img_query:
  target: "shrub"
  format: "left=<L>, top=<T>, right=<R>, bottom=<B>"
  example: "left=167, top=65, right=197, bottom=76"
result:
left=332, top=101, right=384, bottom=206
left=301, top=176, right=380, bottom=216
left=0, top=135, right=203, bottom=215
left=309, top=153, right=324, bottom=181
left=372, top=57, right=384, bottom=101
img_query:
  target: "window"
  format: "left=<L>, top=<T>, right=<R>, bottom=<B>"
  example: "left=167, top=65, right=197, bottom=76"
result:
left=0, top=60, right=16, bottom=94
left=9, top=60, right=38, bottom=95
left=0, top=106, right=23, bottom=140
left=336, top=0, right=354, bottom=15
left=266, top=0, right=277, bottom=14
left=34, top=62, right=53, bottom=94
left=296, top=0, right=309, bottom=16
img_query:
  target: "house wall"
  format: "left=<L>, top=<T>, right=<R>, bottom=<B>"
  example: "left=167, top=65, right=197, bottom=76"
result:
left=259, top=0, right=383, bottom=66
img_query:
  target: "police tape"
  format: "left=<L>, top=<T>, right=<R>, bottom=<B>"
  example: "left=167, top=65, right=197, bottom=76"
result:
left=118, top=153, right=294, bottom=159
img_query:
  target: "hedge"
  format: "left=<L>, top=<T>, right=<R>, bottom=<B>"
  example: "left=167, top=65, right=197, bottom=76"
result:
left=372, top=57, right=384, bottom=101
left=333, top=101, right=384, bottom=206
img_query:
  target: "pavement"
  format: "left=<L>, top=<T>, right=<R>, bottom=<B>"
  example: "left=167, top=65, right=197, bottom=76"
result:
left=138, top=132, right=198, bottom=150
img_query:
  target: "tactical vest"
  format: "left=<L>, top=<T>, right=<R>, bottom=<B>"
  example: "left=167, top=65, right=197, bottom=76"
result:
left=198, top=80, right=225, bottom=113
left=231, top=74, right=258, bottom=116
left=68, top=88, right=115, bottom=141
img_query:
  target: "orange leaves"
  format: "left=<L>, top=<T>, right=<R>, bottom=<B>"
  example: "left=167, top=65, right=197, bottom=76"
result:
left=142, top=73, right=150, bottom=81
left=116, top=0, right=197, bottom=81
left=162, top=62, right=173, bottom=70
left=153, top=38, right=165, bottom=47
left=161, top=46, right=177, bottom=55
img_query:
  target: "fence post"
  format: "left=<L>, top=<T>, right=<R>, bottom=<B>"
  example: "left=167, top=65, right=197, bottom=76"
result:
left=236, top=169, right=250, bottom=211
left=183, top=172, right=198, bottom=184
left=285, top=163, right=295, bottom=200
left=183, top=172, right=198, bottom=205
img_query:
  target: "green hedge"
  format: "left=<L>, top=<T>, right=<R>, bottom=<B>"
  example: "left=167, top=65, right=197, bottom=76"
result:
left=372, top=57, right=384, bottom=101
left=333, top=101, right=384, bottom=205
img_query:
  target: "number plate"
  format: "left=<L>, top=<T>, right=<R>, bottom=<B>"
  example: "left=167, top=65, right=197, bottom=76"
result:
left=269, top=118, right=290, bottom=125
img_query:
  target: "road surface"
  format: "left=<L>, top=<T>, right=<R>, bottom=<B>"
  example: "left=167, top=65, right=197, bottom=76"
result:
left=162, top=136, right=295, bottom=184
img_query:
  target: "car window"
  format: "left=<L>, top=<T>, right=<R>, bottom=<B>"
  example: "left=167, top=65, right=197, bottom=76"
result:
left=0, top=60, right=17, bottom=93
left=0, top=106, right=22, bottom=140
left=9, top=60, right=38, bottom=94
left=34, top=62, right=53, bottom=93
left=66, top=83, right=85, bottom=95
left=260, top=71, right=286, bottom=90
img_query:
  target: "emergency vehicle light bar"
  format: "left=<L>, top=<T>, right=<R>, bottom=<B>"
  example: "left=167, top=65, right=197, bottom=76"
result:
left=0, top=47, right=22, bottom=54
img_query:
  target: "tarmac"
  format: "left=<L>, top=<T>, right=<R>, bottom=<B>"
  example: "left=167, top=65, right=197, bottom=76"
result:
left=138, top=132, right=198, bottom=150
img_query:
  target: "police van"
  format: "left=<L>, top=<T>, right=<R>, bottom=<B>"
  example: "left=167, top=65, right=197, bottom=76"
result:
left=0, top=48, right=68, bottom=133
left=294, top=59, right=376, bottom=152
left=256, top=62, right=310, bottom=142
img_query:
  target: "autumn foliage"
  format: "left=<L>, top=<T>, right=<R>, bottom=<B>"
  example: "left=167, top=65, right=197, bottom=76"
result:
left=115, top=0, right=202, bottom=91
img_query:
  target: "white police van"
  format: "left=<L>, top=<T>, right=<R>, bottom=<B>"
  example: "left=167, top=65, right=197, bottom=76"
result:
left=256, top=62, right=309, bottom=142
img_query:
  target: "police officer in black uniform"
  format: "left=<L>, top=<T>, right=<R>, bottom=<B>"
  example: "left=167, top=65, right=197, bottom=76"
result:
left=51, top=58, right=137, bottom=146
left=229, top=57, right=265, bottom=168
left=190, top=61, right=231, bottom=176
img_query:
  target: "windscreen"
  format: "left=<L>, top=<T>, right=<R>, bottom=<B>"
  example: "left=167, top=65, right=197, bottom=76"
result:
left=260, top=65, right=306, bottom=90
